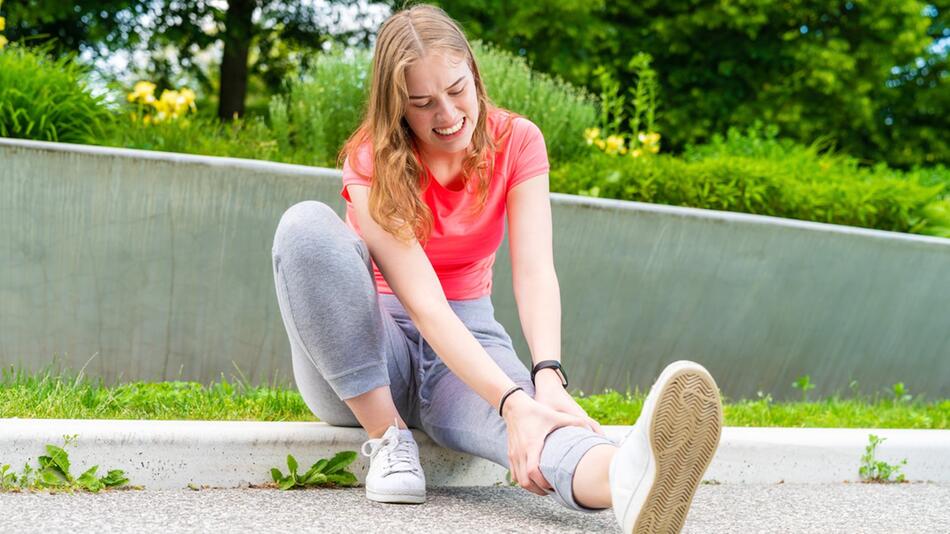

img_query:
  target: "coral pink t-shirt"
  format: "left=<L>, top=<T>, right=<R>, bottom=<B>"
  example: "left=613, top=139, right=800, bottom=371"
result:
left=339, top=109, right=550, bottom=300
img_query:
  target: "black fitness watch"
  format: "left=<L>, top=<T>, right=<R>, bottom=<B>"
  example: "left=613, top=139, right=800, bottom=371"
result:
left=531, top=360, right=568, bottom=388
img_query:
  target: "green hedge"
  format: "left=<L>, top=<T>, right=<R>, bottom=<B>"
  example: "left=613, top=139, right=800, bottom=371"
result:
left=552, top=126, right=950, bottom=237
left=107, top=113, right=280, bottom=162
left=0, top=45, right=111, bottom=144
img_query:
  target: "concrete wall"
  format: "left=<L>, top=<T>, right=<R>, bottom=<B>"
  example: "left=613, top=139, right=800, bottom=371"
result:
left=2, top=138, right=948, bottom=400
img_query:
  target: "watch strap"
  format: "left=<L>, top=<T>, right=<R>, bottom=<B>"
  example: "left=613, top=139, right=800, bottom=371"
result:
left=531, top=360, right=568, bottom=388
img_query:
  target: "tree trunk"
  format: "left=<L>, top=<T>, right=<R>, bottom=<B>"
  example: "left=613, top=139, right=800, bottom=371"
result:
left=218, top=0, right=256, bottom=121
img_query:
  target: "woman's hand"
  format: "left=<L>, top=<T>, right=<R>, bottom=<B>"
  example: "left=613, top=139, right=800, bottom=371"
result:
left=502, top=389, right=593, bottom=496
left=533, top=371, right=605, bottom=437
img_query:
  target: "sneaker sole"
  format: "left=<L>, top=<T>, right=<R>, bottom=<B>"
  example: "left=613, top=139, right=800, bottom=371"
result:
left=365, top=489, right=426, bottom=504
left=633, top=365, right=722, bottom=534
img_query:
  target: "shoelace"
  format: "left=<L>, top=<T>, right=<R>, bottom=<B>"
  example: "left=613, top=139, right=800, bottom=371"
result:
left=361, top=432, right=419, bottom=476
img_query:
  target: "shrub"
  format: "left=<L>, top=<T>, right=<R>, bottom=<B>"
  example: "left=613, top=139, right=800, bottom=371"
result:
left=107, top=112, right=280, bottom=162
left=472, top=41, right=596, bottom=164
left=267, top=42, right=597, bottom=167
left=551, top=124, right=950, bottom=237
left=268, top=47, right=371, bottom=168
left=0, top=44, right=111, bottom=144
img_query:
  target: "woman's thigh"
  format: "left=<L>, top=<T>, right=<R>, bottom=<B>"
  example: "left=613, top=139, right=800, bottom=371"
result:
left=271, top=200, right=418, bottom=427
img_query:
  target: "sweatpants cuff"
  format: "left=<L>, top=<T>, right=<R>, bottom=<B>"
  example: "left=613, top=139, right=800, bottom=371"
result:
left=539, top=426, right=615, bottom=513
left=328, top=361, right=390, bottom=400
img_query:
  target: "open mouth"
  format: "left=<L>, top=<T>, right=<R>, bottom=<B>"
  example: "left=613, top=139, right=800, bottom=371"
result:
left=433, top=116, right=466, bottom=138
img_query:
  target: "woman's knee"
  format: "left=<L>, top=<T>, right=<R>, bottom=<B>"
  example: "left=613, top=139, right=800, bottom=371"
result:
left=273, top=201, right=337, bottom=253
left=272, top=200, right=366, bottom=271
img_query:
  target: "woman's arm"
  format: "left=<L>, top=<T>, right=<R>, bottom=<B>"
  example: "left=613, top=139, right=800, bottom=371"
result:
left=507, top=174, right=606, bottom=434
left=506, top=173, right=565, bottom=389
left=346, top=184, right=516, bottom=411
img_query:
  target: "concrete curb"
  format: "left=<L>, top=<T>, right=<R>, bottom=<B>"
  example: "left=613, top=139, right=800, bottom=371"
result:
left=2, top=419, right=948, bottom=489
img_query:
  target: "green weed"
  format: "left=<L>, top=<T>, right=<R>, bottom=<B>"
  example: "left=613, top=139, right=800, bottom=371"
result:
left=0, top=434, right=131, bottom=493
left=858, top=434, right=907, bottom=483
left=270, top=451, right=359, bottom=490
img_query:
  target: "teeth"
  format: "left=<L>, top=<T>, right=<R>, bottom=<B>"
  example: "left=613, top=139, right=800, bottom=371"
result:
left=434, top=117, right=464, bottom=135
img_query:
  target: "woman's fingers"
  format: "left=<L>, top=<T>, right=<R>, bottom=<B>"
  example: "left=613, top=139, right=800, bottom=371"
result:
left=525, top=448, right=553, bottom=493
left=588, top=417, right=606, bottom=436
left=515, top=458, right=545, bottom=495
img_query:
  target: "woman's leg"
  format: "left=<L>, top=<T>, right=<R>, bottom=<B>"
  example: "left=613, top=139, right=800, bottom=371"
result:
left=414, top=296, right=615, bottom=513
left=271, top=200, right=419, bottom=437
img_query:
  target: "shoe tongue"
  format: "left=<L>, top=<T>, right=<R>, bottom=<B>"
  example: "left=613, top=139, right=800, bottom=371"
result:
left=383, top=426, right=414, bottom=443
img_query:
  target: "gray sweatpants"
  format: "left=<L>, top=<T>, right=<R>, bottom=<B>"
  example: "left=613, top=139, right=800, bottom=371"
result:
left=271, top=200, right=614, bottom=513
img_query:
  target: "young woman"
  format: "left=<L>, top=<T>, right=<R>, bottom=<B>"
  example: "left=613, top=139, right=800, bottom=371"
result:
left=271, top=4, right=723, bottom=532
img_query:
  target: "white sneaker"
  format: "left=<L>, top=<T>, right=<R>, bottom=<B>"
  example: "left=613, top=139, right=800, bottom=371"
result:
left=608, top=361, right=723, bottom=533
left=360, top=421, right=426, bottom=504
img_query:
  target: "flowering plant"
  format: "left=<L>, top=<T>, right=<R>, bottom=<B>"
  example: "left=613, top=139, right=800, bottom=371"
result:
left=127, top=81, right=197, bottom=124
left=585, top=52, right=662, bottom=159
left=0, top=0, right=8, bottom=50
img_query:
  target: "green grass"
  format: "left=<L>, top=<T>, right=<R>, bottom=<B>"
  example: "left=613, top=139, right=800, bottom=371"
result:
left=1, top=364, right=947, bottom=429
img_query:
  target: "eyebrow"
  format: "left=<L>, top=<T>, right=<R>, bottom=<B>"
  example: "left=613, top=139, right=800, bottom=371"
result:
left=409, top=76, right=466, bottom=100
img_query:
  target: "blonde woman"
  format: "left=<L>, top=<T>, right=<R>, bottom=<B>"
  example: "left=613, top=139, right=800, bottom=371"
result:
left=271, top=4, right=722, bottom=532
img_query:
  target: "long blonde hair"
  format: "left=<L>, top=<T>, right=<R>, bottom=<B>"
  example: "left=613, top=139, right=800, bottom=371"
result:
left=339, top=3, right=515, bottom=245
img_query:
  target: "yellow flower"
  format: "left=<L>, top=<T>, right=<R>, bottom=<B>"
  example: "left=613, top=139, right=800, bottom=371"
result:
left=631, top=149, right=643, bottom=158
left=179, top=88, right=197, bottom=112
left=0, top=16, right=6, bottom=32
left=0, top=36, right=7, bottom=50
left=594, top=139, right=606, bottom=150
left=638, top=132, right=661, bottom=145
left=604, top=134, right=625, bottom=155
left=583, top=127, right=601, bottom=146
left=128, top=81, right=157, bottom=104
left=637, top=131, right=661, bottom=154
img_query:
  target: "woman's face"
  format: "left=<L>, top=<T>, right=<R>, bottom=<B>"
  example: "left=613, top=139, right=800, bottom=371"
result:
left=403, top=51, right=479, bottom=159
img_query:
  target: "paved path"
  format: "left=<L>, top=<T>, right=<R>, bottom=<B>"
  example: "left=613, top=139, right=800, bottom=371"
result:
left=1, top=483, right=948, bottom=533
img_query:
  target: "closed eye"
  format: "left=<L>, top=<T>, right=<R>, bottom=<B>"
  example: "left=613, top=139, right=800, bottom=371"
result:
left=414, top=88, right=466, bottom=109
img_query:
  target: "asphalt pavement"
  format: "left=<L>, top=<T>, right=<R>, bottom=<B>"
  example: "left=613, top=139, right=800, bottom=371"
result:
left=1, top=483, right=948, bottom=533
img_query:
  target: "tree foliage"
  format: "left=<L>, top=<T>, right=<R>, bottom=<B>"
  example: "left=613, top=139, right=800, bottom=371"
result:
left=1, top=0, right=379, bottom=119
left=441, top=0, right=950, bottom=168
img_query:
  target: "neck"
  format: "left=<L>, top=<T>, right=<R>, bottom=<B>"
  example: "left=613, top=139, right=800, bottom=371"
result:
left=416, top=141, right=467, bottom=170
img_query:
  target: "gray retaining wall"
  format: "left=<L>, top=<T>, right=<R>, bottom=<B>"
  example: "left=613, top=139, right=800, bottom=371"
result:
left=1, top=138, right=947, bottom=399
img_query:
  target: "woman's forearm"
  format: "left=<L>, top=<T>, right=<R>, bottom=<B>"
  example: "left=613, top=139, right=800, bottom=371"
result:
left=512, top=266, right=562, bottom=367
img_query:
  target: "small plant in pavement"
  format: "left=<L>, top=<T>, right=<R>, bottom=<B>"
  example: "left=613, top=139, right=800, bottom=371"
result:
left=0, top=434, right=130, bottom=492
left=270, top=451, right=359, bottom=490
left=859, top=434, right=907, bottom=483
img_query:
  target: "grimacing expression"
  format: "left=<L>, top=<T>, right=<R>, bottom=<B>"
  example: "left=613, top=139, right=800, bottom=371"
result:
left=403, top=52, right=479, bottom=157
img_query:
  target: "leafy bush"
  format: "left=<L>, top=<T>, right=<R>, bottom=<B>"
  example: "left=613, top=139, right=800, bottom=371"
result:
left=266, top=42, right=597, bottom=167
left=268, top=47, right=371, bottom=167
left=0, top=44, right=111, bottom=144
left=552, top=124, right=950, bottom=237
left=107, top=112, right=281, bottom=162
left=472, top=41, right=596, bottom=164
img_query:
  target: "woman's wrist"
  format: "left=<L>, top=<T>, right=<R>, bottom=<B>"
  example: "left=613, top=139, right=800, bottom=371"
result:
left=535, top=367, right=566, bottom=389
left=500, top=388, right=531, bottom=418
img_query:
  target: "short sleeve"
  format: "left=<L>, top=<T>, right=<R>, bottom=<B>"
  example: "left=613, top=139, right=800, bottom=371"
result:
left=340, top=143, right=373, bottom=202
left=506, top=118, right=550, bottom=193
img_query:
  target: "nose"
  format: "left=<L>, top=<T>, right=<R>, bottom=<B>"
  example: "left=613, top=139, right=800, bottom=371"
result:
left=433, top=95, right=456, bottom=122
